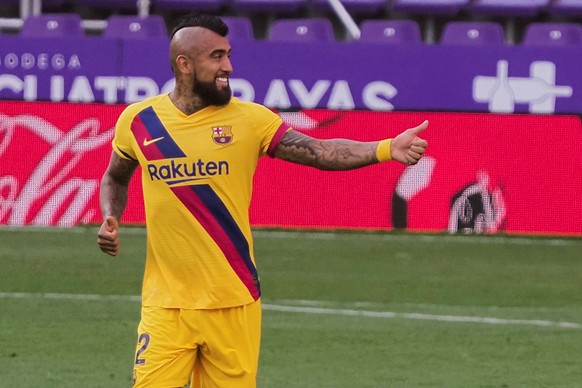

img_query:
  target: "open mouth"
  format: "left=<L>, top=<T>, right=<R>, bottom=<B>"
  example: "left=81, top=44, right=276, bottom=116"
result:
left=216, top=76, right=229, bottom=87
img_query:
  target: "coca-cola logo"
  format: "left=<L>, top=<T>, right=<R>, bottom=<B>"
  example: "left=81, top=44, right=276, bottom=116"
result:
left=0, top=113, right=114, bottom=226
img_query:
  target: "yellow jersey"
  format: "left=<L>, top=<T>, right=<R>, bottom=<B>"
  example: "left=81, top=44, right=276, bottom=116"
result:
left=112, top=94, right=290, bottom=309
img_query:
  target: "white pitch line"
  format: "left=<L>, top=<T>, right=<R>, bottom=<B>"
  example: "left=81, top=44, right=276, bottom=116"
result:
left=263, top=304, right=581, bottom=329
left=1, top=292, right=579, bottom=330
left=0, top=292, right=141, bottom=302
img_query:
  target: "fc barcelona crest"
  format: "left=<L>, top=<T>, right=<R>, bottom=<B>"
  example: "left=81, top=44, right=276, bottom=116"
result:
left=211, top=126, right=233, bottom=145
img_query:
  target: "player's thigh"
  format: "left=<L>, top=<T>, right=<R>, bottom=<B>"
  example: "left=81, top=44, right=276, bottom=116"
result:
left=133, top=306, right=196, bottom=388
left=195, top=301, right=262, bottom=388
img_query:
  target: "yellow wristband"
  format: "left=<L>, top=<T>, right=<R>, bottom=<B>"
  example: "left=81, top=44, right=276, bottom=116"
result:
left=375, top=139, right=392, bottom=162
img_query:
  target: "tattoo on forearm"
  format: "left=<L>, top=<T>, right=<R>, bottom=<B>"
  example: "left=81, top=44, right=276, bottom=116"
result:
left=100, top=154, right=138, bottom=219
left=109, top=156, right=138, bottom=186
left=104, top=184, right=129, bottom=220
left=275, top=131, right=378, bottom=170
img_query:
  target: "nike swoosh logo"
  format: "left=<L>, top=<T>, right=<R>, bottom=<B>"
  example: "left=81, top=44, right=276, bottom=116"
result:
left=143, top=137, right=164, bottom=146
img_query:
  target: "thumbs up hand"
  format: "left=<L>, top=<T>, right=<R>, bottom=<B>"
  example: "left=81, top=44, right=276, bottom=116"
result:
left=391, top=120, right=429, bottom=166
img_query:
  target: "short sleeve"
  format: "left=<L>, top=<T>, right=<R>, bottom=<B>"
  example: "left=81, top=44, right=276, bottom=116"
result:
left=111, top=104, right=139, bottom=161
left=239, top=101, right=292, bottom=157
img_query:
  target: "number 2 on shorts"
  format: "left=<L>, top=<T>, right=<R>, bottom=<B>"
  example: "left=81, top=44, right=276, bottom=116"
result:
left=135, top=333, right=150, bottom=365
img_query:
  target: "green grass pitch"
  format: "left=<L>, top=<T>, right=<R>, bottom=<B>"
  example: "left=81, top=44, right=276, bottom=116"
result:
left=1, top=226, right=581, bottom=387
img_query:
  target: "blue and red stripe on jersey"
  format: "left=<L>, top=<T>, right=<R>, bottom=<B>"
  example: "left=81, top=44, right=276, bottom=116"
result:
left=132, top=106, right=186, bottom=161
left=171, top=184, right=261, bottom=300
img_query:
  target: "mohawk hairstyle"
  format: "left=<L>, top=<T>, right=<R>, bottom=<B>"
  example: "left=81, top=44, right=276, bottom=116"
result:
left=170, top=13, right=229, bottom=39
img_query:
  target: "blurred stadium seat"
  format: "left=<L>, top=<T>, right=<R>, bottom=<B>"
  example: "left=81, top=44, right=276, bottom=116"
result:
left=0, top=0, right=66, bottom=10
left=391, top=0, right=469, bottom=15
left=469, top=0, right=551, bottom=44
left=20, top=13, right=84, bottom=37
left=231, top=0, right=308, bottom=13
left=358, top=19, right=422, bottom=44
left=469, top=0, right=551, bottom=17
left=312, top=0, right=388, bottom=14
left=390, top=0, right=469, bottom=43
left=440, top=21, right=505, bottom=45
left=153, top=0, right=228, bottom=11
left=547, top=0, right=582, bottom=16
left=269, top=18, right=335, bottom=42
left=102, top=15, right=168, bottom=39
left=522, top=22, right=582, bottom=46
left=38, top=0, right=68, bottom=9
left=222, top=16, right=254, bottom=41
left=75, top=0, right=144, bottom=12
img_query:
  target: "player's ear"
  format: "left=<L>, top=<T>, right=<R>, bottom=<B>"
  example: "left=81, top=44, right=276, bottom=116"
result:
left=175, top=55, right=191, bottom=74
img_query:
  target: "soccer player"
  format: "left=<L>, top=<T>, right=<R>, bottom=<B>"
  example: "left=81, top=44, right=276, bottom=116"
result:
left=97, top=13, right=428, bottom=388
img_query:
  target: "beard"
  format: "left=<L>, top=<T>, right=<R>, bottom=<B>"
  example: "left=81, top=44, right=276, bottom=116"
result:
left=193, top=77, right=232, bottom=106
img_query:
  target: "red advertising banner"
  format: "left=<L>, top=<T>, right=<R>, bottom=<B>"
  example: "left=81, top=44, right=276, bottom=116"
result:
left=0, top=101, right=137, bottom=226
left=2, top=101, right=581, bottom=235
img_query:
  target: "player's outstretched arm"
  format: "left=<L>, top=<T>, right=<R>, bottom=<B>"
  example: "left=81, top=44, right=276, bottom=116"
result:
left=97, top=152, right=138, bottom=256
left=273, top=120, right=428, bottom=170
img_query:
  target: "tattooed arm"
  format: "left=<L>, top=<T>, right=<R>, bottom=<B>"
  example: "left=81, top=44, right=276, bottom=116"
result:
left=273, top=130, right=379, bottom=170
left=273, top=120, right=429, bottom=170
left=97, top=152, right=139, bottom=256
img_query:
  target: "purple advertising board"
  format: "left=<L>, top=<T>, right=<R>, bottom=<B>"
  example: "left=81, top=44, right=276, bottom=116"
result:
left=0, top=36, right=579, bottom=114
left=0, top=36, right=120, bottom=103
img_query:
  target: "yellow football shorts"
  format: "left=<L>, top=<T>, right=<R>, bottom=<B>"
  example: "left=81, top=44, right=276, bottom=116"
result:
left=132, top=300, right=262, bottom=388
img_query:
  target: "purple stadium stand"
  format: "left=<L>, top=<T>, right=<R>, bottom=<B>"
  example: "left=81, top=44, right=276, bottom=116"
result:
left=548, top=0, right=582, bottom=16
left=153, top=0, right=227, bottom=11
left=391, top=0, right=470, bottom=15
left=231, top=0, right=307, bottom=13
left=391, top=1, right=470, bottom=43
left=312, top=0, right=388, bottom=14
left=522, top=22, right=582, bottom=46
left=222, top=16, right=254, bottom=41
left=440, top=21, right=505, bottom=45
left=358, top=19, right=422, bottom=44
left=75, top=0, right=141, bottom=10
left=0, top=0, right=66, bottom=8
left=469, top=0, right=551, bottom=17
left=470, top=0, right=551, bottom=44
left=20, top=13, right=84, bottom=37
left=102, top=15, right=168, bottom=39
left=269, top=18, right=335, bottom=42
left=39, top=0, right=68, bottom=9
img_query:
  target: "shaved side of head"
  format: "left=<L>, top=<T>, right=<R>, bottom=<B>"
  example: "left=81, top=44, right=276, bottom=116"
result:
left=169, top=14, right=229, bottom=75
